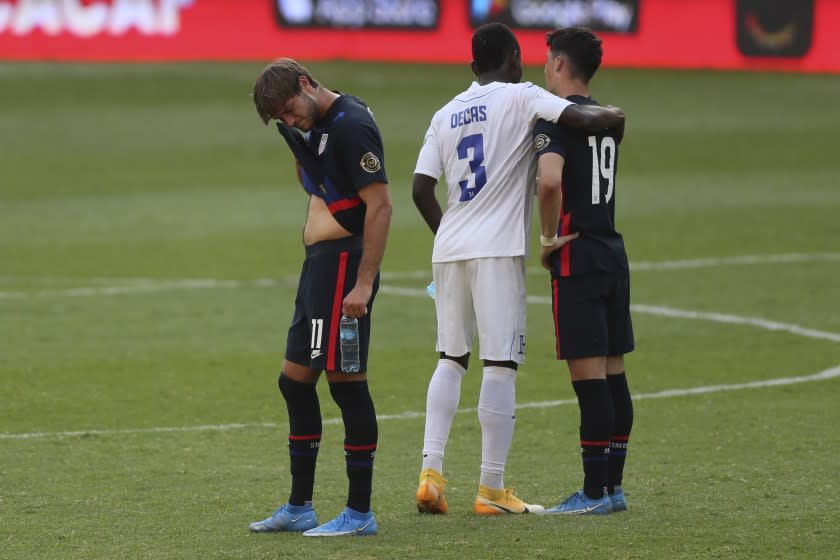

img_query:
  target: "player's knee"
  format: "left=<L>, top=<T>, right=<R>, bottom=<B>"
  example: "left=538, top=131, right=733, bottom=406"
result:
left=329, top=380, right=377, bottom=440
left=441, top=351, right=469, bottom=370
left=278, top=372, right=322, bottom=434
left=482, top=365, right=518, bottom=385
left=278, top=372, right=316, bottom=400
left=484, top=359, right=518, bottom=371
left=328, top=379, right=373, bottom=410
left=277, top=372, right=294, bottom=396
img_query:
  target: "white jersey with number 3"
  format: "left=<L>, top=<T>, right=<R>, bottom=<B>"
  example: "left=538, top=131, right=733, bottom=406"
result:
left=415, top=81, right=573, bottom=263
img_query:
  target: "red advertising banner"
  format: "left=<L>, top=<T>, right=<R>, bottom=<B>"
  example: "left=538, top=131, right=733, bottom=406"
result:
left=0, top=0, right=838, bottom=72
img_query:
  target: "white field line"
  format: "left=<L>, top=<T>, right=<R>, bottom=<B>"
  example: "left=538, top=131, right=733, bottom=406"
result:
left=2, top=364, right=838, bottom=441
left=389, top=252, right=840, bottom=278
left=615, top=252, right=840, bottom=272
left=2, top=252, right=839, bottom=300
left=0, top=278, right=293, bottom=300
left=2, top=251, right=838, bottom=441
left=5, top=277, right=835, bottom=344
left=629, top=304, right=840, bottom=343
left=375, top=287, right=840, bottom=345
left=514, top=364, right=840, bottom=410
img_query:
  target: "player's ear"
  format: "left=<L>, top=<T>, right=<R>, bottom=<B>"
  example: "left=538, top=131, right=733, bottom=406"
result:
left=550, top=54, right=563, bottom=75
left=511, top=49, right=523, bottom=69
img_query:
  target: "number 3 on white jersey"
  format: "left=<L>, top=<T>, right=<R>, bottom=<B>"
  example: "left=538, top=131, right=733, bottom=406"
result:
left=588, top=135, right=616, bottom=204
left=457, top=133, right=487, bottom=201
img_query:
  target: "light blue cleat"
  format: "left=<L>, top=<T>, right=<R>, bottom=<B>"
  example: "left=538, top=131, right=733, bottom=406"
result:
left=543, top=490, right=613, bottom=515
left=248, top=503, right=318, bottom=533
left=609, top=487, right=628, bottom=512
left=302, top=507, right=377, bottom=537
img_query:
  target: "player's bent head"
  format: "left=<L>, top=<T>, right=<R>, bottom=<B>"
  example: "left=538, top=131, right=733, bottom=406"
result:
left=472, top=22, right=521, bottom=77
left=546, top=27, right=602, bottom=83
left=253, top=58, right=320, bottom=124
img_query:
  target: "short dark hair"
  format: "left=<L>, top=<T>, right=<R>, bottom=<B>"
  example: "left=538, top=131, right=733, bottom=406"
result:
left=252, top=58, right=319, bottom=124
left=546, top=27, right=602, bottom=83
left=472, top=22, right=520, bottom=74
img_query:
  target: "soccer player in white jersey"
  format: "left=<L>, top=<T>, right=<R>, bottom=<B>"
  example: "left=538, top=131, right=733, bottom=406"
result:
left=412, top=22, right=625, bottom=515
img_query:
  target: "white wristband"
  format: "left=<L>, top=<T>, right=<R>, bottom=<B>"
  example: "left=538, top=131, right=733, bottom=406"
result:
left=540, top=234, right=558, bottom=247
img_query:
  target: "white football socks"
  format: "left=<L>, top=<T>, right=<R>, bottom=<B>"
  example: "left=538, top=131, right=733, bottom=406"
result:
left=478, top=365, right=517, bottom=490
left=421, top=359, right=466, bottom=474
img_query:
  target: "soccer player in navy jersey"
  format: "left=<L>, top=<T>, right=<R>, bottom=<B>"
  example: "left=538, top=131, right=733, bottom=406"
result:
left=533, top=28, right=635, bottom=515
left=248, top=58, right=392, bottom=536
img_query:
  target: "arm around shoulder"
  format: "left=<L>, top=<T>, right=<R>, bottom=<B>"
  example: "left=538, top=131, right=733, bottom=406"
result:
left=558, top=104, right=625, bottom=133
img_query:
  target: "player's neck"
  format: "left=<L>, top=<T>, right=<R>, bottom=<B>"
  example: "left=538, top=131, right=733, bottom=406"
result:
left=315, top=88, right=341, bottom=119
left=559, top=81, right=589, bottom=99
left=477, top=72, right=516, bottom=86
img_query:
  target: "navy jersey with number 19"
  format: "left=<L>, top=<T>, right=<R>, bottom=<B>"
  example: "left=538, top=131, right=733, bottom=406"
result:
left=533, top=95, right=628, bottom=277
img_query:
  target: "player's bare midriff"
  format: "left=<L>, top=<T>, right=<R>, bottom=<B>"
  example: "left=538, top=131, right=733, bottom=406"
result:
left=303, top=195, right=354, bottom=246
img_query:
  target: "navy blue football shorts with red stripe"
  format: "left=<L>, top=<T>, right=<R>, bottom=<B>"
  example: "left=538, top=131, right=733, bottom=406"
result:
left=550, top=271, right=635, bottom=361
left=285, top=236, right=378, bottom=373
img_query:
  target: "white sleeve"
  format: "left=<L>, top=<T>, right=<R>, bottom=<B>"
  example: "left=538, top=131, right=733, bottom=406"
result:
left=413, top=122, right=443, bottom=180
left=523, top=83, right=574, bottom=124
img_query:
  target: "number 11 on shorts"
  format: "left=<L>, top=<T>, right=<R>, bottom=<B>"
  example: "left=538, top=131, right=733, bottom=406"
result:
left=311, top=318, right=323, bottom=351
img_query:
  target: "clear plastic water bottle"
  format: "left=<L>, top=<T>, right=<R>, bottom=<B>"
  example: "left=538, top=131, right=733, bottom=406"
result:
left=339, top=315, right=360, bottom=373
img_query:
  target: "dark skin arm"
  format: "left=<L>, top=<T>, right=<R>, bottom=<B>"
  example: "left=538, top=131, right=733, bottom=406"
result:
left=558, top=104, right=625, bottom=142
left=412, top=173, right=442, bottom=234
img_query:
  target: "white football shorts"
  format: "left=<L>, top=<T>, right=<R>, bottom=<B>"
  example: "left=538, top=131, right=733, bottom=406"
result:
left=432, top=256, right=526, bottom=364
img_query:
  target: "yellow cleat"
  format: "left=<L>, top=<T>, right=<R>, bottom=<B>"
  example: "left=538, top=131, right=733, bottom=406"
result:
left=416, top=468, right=448, bottom=514
left=473, top=485, right=544, bottom=515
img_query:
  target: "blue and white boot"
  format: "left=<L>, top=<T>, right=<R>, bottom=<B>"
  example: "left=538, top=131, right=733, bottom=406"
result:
left=609, top=487, right=628, bottom=512
left=543, top=490, right=613, bottom=515
left=302, top=506, right=377, bottom=537
left=248, top=502, right=318, bottom=532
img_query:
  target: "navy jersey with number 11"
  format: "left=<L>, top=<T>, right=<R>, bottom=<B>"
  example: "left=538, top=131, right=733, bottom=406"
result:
left=533, top=95, right=628, bottom=277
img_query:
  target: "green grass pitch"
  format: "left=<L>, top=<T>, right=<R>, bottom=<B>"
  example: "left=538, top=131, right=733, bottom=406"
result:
left=1, top=61, right=839, bottom=559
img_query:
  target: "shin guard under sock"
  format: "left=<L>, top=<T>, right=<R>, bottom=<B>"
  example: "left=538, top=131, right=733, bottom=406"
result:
left=607, top=372, right=634, bottom=493
left=572, top=379, right=614, bottom=500
left=329, top=380, right=378, bottom=513
left=278, top=374, right=322, bottom=505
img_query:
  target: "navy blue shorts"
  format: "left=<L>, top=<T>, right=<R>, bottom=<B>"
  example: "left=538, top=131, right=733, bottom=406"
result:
left=285, top=236, right=378, bottom=373
left=550, top=272, right=635, bottom=360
